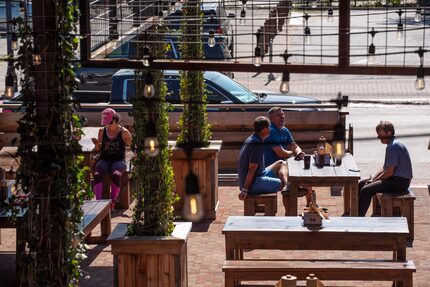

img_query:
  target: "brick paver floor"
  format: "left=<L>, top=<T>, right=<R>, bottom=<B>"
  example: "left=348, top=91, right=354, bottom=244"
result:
left=1, top=185, right=429, bottom=286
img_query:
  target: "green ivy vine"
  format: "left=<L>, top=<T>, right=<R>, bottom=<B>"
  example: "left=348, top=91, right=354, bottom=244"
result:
left=128, top=28, right=177, bottom=236
left=177, top=0, right=212, bottom=147
left=7, top=0, right=88, bottom=285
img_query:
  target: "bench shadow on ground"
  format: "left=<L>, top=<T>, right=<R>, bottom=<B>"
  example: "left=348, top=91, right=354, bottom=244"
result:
left=80, top=245, right=113, bottom=286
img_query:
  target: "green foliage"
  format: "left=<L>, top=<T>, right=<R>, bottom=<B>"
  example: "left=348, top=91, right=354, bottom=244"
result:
left=8, top=0, right=88, bottom=285
left=177, top=0, right=211, bottom=147
left=128, top=28, right=176, bottom=237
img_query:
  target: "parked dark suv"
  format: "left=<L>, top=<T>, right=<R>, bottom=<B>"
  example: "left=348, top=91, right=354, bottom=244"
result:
left=111, top=69, right=320, bottom=105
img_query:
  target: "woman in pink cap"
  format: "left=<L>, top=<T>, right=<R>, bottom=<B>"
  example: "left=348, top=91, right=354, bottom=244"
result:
left=93, top=108, right=132, bottom=210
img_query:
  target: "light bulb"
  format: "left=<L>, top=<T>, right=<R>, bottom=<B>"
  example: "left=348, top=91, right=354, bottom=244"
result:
left=33, top=54, right=41, bottom=65
left=327, top=8, right=334, bottom=23
left=11, top=33, right=18, bottom=50
left=279, top=71, right=290, bottom=93
left=144, top=137, right=159, bottom=157
left=415, top=9, right=422, bottom=23
left=333, top=140, right=345, bottom=160
left=4, top=74, right=14, bottom=99
left=208, top=30, right=216, bottom=48
left=144, top=83, right=155, bottom=98
left=396, top=23, right=403, bottom=40
left=368, top=43, right=375, bottom=65
left=240, top=9, right=246, bottom=25
left=183, top=193, right=204, bottom=221
left=142, top=46, right=151, bottom=67
left=254, top=47, right=262, bottom=67
left=415, top=66, right=425, bottom=90
left=144, top=72, right=155, bottom=98
left=304, top=27, right=311, bottom=44
left=415, top=78, right=425, bottom=90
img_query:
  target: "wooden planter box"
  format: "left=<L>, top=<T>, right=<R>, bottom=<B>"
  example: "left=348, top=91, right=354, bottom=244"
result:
left=107, top=222, right=192, bottom=287
left=170, top=140, right=222, bottom=220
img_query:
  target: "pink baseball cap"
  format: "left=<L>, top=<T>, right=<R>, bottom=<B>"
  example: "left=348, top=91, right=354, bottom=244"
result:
left=101, top=108, right=117, bottom=125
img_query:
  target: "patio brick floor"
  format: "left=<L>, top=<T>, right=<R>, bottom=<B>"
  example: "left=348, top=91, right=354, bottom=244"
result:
left=1, top=185, right=429, bottom=286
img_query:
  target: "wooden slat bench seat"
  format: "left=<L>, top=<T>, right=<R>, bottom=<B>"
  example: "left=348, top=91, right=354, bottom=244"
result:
left=244, top=193, right=277, bottom=216
left=372, top=188, right=416, bottom=243
left=223, top=259, right=416, bottom=287
left=81, top=199, right=111, bottom=244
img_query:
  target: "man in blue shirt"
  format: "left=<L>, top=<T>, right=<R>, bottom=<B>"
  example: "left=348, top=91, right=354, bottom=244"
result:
left=264, top=107, right=312, bottom=207
left=238, top=116, right=289, bottom=208
left=358, top=121, right=413, bottom=216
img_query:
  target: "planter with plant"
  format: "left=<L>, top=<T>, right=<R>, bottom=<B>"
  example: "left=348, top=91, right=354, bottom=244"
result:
left=107, top=29, right=191, bottom=287
left=172, top=0, right=222, bottom=220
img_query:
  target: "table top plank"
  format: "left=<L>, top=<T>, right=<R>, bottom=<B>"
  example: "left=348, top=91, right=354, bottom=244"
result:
left=223, top=216, right=409, bottom=235
left=288, top=153, right=361, bottom=180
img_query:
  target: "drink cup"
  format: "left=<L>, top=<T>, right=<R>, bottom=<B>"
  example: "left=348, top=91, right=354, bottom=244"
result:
left=304, top=154, right=311, bottom=169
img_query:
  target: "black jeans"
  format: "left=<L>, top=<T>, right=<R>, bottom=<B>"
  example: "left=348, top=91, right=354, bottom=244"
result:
left=358, top=176, right=411, bottom=216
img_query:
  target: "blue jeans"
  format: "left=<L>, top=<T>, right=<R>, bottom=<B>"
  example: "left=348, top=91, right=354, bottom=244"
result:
left=248, top=167, right=282, bottom=194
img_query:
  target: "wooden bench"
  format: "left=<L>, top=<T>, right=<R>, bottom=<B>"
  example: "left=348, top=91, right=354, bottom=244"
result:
left=0, top=104, right=352, bottom=173
left=81, top=199, right=112, bottom=244
left=372, top=188, right=416, bottom=243
left=244, top=193, right=277, bottom=216
left=223, top=259, right=416, bottom=287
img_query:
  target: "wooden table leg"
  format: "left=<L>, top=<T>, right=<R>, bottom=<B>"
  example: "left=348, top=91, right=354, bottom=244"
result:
left=225, top=234, right=235, bottom=260
left=396, top=237, right=407, bottom=262
left=349, top=183, right=359, bottom=216
left=343, top=184, right=351, bottom=216
left=289, top=184, right=298, bottom=216
left=100, top=208, right=112, bottom=240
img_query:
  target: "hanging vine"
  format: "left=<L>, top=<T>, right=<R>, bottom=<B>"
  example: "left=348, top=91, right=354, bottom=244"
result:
left=129, top=28, right=177, bottom=236
left=6, top=0, right=88, bottom=285
left=177, top=0, right=211, bottom=147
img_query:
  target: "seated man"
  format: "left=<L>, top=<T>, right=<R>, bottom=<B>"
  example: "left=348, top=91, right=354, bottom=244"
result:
left=238, top=116, right=289, bottom=210
left=264, top=107, right=313, bottom=206
left=358, top=120, right=413, bottom=216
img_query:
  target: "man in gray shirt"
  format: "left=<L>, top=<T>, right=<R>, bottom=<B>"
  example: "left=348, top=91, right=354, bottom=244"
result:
left=358, top=120, right=413, bottom=216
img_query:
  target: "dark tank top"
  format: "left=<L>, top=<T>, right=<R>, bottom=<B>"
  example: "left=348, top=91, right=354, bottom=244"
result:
left=100, top=127, right=125, bottom=161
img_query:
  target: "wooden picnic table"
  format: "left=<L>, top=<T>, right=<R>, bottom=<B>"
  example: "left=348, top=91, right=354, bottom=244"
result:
left=223, top=216, right=409, bottom=262
left=287, top=152, right=361, bottom=216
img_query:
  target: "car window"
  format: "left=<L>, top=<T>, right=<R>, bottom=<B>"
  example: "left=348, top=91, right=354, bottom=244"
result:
left=206, top=84, right=228, bottom=103
left=209, top=74, right=258, bottom=104
left=165, top=77, right=181, bottom=103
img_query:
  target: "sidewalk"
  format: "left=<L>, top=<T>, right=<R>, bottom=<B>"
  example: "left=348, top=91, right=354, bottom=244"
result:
left=0, top=184, right=429, bottom=286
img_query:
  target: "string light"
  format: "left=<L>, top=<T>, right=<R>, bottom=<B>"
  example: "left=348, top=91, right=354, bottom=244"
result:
left=280, top=50, right=291, bottom=93
left=304, top=13, right=311, bottom=45
left=4, top=73, right=14, bottom=99
left=253, top=32, right=262, bottom=67
left=414, top=8, right=421, bottom=23
left=183, top=170, right=204, bottom=221
left=11, top=32, right=18, bottom=51
left=396, top=9, right=403, bottom=41
left=415, top=47, right=425, bottom=90
left=368, top=28, right=377, bottom=65
left=240, top=9, right=246, bottom=25
left=327, top=7, right=334, bottom=23
left=33, top=44, right=42, bottom=65
left=143, top=72, right=155, bottom=98
left=144, top=118, right=159, bottom=157
left=208, top=29, right=216, bottom=48
left=142, top=45, right=152, bottom=67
